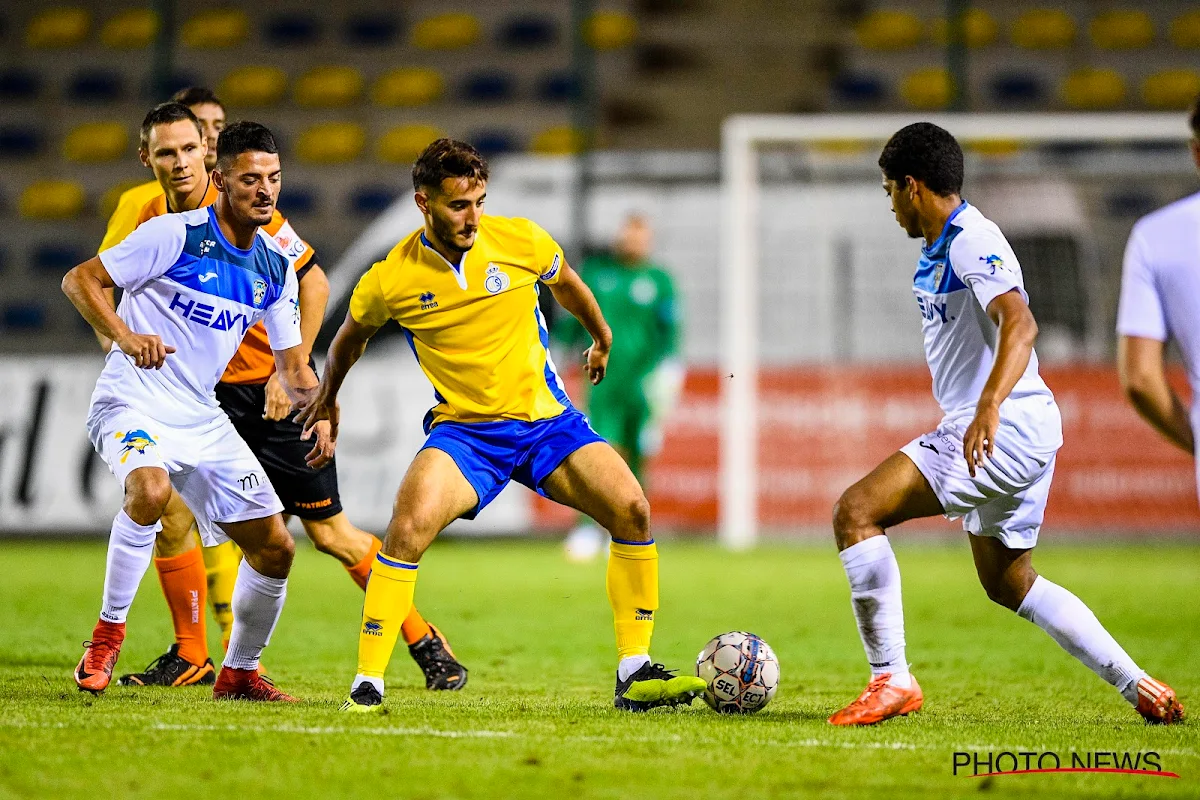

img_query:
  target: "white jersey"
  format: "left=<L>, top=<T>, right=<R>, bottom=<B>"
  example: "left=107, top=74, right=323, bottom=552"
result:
left=1117, top=191, right=1200, bottom=433
left=90, top=206, right=302, bottom=426
left=913, top=203, right=1061, bottom=450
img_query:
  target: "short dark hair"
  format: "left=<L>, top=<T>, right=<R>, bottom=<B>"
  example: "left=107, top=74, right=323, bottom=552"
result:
left=412, top=138, right=489, bottom=192
left=878, top=122, right=964, bottom=196
left=216, top=121, right=278, bottom=170
left=139, top=102, right=202, bottom=150
left=170, top=86, right=225, bottom=112
left=1190, top=92, right=1200, bottom=138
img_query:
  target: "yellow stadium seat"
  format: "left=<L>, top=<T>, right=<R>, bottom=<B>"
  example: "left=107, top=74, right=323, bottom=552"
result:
left=1142, top=70, right=1200, bottom=110
left=296, top=122, right=365, bottom=164
left=963, top=139, right=1024, bottom=157
left=1011, top=9, right=1075, bottom=49
left=20, top=181, right=86, bottom=220
left=377, top=125, right=444, bottom=164
left=411, top=13, right=481, bottom=50
left=294, top=66, right=364, bottom=108
left=101, top=9, right=158, bottom=49
left=372, top=68, right=444, bottom=107
left=181, top=9, right=249, bottom=49
left=856, top=10, right=923, bottom=50
left=1170, top=11, right=1200, bottom=48
left=63, top=122, right=128, bottom=163
left=1061, top=69, right=1125, bottom=109
left=219, top=66, right=287, bottom=107
left=532, top=126, right=585, bottom=155
left=1090, top=10, right=1153, bottom=50
left=931, top=9, right=998, bottom=48
left=901, top=68, right=953, bottom=110
left=584, top=11, right=637, bottom=50
left=810, top=139, right=872, bottom=156
left=100, top=180, right=147, bottom=220
left=26, top=8, right=90, bottom=48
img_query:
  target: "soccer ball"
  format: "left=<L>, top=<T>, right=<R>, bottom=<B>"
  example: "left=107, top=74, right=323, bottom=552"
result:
left=695, top=631, right=780, bottom=714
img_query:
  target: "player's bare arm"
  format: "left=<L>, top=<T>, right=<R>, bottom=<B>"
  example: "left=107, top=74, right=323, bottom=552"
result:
left=548, top=262, right=613, bottom=385
left=293, top=313, right=380, bottom=446
left=62, top=256, right=176, bottom=369
left=272, top=344, right=331, bottom=467
left=962, top=288, right=1039, bottom=476
left=1117, top=335, right=1194, bottom=454
left=265, top=263, right=329, bottom=421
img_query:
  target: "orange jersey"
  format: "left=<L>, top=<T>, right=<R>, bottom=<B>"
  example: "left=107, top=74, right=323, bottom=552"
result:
left=135, top=182, right=316, bottom=384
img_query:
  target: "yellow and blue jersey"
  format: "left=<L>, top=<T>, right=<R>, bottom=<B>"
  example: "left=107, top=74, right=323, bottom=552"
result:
left=350, top=215, right=571, bottom=432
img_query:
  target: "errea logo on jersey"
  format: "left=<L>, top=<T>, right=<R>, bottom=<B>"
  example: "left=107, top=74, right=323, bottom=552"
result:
left=419, top=291, right=439, bottom=310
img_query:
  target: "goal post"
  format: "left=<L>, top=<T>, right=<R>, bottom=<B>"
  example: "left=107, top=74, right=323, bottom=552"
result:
left=718, top=112, right=1193, bottom=550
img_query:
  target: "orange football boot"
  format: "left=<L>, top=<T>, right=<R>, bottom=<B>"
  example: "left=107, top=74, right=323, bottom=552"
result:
left=829, top=673, right=923, bottom=726
left=212, top=666, right=297, bottom=702
left=74, top=620, right=126, bottom=694
left=1136, top=676, right=1185, bottom=724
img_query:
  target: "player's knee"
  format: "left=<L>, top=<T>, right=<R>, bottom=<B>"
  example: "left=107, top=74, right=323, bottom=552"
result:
left=832, top=490, right=871, bottom=547
left=614, top=493, right=652, bottom=540
left=304, top=519, right=338, bottom=554
left=978, top=573, right=1025, bottom=611
left=258, top=527, right=295, bottom=576
left=123, top=469, right=171, bottom=525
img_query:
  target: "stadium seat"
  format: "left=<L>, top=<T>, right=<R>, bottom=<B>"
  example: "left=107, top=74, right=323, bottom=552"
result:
left=500, top=15, right=558, bottom=49
left=1105, top=190, right=1159, bottom=218
left=277, top=186, right=317, bottom=216
left=1169, top=11, right=1200, bottom=48
left=1090, top=10, right=1153, bottom=50
left=536, top=71, right=579, bottom=104
left=294, top=66, right=364, bottom=108
left=900, top=68, right=952, bottom=110
left=471, top=130, right=520, bottom=157
left=930, top=9, right=998, bottom=48
left=1011, top=9, right=1075, bottom=49
left=20, top=181, right=86, bottom=219
left=63, top=122, right=127, bottom=162
left=855, top=10, right=922, bottom=50
left=583, top=11, right=637, bottom=50
left=33, top=243, right=86, bottom=271
left=344, top=13, right=400, bottom=46
left=832, top=73, right=886, bottom=104
left=0, top=126, right=41, bottom=158
left=264, top=14, right=320, bottom=46
left=1061, top=68, right=1125, bottom=109
left=219, top=66, right=287, bottom=107
left=181, top=9, right=249, bottom=49
left=26, top=7, right=90, bottom=48
left=295, top=122, right=364, bottom=164
left=411, top=13, right=481, bottom=50
left=532, top=126, right=583, bottom=155
left=377, top=124, right=444, bottom=164
left=151, top=71, right=203, bottom=101
left=989, top=73, right=1044, bottom=105
left=101, top=8, right=158, bottom=49
left=372, top=68, right=443, bottom=107
left=461, top=71, right=516, bottom=104
left=963, top=139, right=1023, bottom=157
left=349, top=185, right=398, bottom=215
left=0, top=69, right=41, bottom=102
left=68, top=70, right=124, bottom=103
left=100, top=180, right=145, bottom=219
left=2, top=304, right=48, bottom=332
left=1142, top=70, right=1200, bottom=110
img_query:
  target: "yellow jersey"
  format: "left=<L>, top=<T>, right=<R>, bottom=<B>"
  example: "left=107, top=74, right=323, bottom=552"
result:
left=98, top=180, right=164, bottom=254
left=349, top=215, right=571, bottom=431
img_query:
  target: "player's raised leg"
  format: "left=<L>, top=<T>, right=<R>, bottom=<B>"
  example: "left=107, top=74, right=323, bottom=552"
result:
left=828, top=451, right=943, bottom=725
left=970, top=535, right=1184, bottom=724
left=341, top=449, right=477, bottom=712
left=541, top=441, right=706, bottom=711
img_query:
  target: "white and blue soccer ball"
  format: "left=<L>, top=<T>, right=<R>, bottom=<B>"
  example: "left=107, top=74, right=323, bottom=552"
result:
left=695, top=631, right=780, bottom=714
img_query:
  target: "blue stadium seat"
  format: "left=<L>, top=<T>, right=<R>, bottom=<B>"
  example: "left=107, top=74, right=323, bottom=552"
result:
left=2, top=303, right=48, bottom=332
left=265, top=14, right=320, bottom=46
left=344, top=13, right=399, bottom=46
left=470, top=130, right=520, bottom=156
left=537, top=71, right=578, bottom=103
left=832, top=73, right=886, bottom=104
left=1105, top=190, right=1159, bottom=218
left=500, top=15, right=558, bottom=49
left=349, top=185, right=398, bottom=215
left=145, top=72, right=202, bottom=102
left=461, top=71, right=516, bottom=104
left=989, top=73, right=1043, bottom=105
left=0, top=126, right=41, bottom=158
left=34, top=243, right=87, bottom=272
left=69, top=70, right=124, bottom=103
left=0, top=69, right=40, bottom=101
left=276, top=186, right=318, bottom=216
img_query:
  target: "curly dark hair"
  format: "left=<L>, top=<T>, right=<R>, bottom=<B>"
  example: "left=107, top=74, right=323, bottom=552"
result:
left=412, top=138, right=489, bottom=192
left=878, top=122, right=964, bottom=196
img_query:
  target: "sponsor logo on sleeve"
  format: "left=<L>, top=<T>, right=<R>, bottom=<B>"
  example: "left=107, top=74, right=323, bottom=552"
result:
left=540, top=253, right=561, bottom=281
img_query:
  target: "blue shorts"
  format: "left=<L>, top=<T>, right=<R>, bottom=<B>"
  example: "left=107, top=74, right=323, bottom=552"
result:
left=420, top=408, right=606, bottom=519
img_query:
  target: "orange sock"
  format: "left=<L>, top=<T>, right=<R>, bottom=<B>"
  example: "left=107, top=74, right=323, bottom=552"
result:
left=400, top=605, right=433, bottom=646
left=346, top=537, right=383, bottom=590
left=155, top=547, right=208, bottom=666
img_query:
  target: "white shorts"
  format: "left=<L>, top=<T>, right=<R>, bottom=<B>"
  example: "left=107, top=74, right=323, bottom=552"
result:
left=87, top=403, right=283, bottom=546
left=900, top=417, right=1058, bottom=549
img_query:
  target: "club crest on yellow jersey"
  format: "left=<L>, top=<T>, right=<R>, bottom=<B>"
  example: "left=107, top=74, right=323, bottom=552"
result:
left=485, top=263, right=511, bottom=295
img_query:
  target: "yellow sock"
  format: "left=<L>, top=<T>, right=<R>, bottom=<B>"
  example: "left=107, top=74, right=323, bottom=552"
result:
left=606, top=539, right=659, bottom=660
left=201, top=534, right=240, bottom=648
left=357, top=553, right=419, bottom=680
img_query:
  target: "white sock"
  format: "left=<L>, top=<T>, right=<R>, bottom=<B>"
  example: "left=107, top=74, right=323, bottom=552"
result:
left=840, top=536, right=910, bottom=687
left=223, top=561, right=288, bottom=671
left=100, top=510, right=160, bottom=623
left=351, top=674, right=385, bottom=696
left=1017, top=576, right=1145, bottom=706
left=618, top=655, right=651, bottom=681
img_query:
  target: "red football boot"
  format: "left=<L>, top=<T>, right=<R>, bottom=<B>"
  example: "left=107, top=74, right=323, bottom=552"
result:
left=74, top=620, right=126, bottom=694
left=212, top=666, right=297, bottom=702
left=828, top=673, right=923, bottom=726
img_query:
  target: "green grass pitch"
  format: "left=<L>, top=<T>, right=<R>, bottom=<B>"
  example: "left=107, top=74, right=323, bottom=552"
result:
left=0, top=537, right=1197, bottom=799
